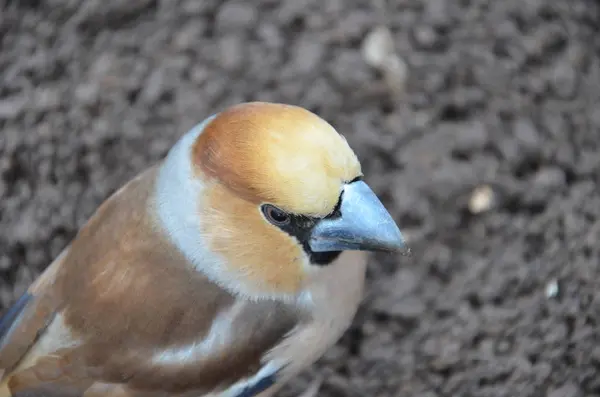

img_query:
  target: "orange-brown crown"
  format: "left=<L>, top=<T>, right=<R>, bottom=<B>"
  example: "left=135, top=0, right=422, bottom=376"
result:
left=193, top=102, right=362, bottom=217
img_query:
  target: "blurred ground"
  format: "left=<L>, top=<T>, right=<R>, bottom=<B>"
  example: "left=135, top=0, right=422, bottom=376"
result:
left=1, top=1, right=600, bottom=396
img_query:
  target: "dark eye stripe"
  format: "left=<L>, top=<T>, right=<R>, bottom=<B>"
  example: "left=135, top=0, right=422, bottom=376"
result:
left=259, top=203, right=341, bottom=266
left=326, top=192, right=343, bottom=219
left=325, top=176, right=361, bottom=219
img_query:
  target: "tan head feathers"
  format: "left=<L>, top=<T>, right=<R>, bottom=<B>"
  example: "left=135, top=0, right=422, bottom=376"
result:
left=193, top=102, right=362, bottom=217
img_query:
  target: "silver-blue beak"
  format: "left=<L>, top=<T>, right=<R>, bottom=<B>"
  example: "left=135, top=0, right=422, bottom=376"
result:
left=309, top=180, right=405, bottom=253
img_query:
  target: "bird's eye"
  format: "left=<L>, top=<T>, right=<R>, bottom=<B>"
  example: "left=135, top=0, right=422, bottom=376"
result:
left=262, top=204, right=291, bottom=226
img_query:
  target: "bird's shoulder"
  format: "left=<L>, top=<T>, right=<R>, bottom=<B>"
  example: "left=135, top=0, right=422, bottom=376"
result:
left=0, top=262, right=305, bottom=397
left=0, top=174, right=307, bottom=396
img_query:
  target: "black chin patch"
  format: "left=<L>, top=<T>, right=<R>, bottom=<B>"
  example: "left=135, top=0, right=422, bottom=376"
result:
left=307, top=249, right=342, bottom=266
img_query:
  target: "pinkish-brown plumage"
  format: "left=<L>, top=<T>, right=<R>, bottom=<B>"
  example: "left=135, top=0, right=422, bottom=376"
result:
left=0, top=102, right=403, bottom=397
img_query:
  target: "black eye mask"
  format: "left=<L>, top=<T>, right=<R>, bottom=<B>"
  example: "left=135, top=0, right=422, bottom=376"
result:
left=260, top=191, right=346, bottom=266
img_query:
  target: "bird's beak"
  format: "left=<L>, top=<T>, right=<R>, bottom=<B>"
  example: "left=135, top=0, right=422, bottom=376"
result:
left=309, top=180, right=405, bottom=253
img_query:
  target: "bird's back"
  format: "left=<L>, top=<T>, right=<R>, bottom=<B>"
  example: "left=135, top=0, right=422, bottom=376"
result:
left=0, top=166, right=303, bottom=397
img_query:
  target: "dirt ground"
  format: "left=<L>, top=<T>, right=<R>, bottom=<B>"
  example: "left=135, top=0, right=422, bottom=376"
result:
left=1, top=0, right=600, bottom=396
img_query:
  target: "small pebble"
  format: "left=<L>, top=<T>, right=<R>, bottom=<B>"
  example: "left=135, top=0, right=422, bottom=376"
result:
left=469, top=185, right=495, bottom=214
left=545, top=279, right=559, bottom=298
left=413, top=25, right=439, bottom=49
left=362, top=26, right=395, bottom=69
left=361, top=26, right=408, bottom=93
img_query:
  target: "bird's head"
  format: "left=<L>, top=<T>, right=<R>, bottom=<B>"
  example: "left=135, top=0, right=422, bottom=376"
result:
left=156, top=102, right=405, bottom=300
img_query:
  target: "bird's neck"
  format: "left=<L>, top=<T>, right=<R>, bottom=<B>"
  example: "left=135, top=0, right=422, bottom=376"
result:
left=154, top=118, right=311, bottom=305
left=154, top=117, right=229, bottom=284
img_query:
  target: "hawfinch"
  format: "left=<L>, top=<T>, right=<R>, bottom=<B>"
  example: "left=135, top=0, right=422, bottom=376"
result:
left=0, top=102, right=405, bottom=397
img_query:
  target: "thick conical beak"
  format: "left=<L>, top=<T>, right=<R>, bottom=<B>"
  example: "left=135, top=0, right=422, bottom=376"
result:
left=309, top=180, right=405, bottom=253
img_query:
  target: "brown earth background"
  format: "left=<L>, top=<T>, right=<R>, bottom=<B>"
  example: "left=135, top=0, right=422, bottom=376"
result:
left=1, top=1, right=600, bottom=396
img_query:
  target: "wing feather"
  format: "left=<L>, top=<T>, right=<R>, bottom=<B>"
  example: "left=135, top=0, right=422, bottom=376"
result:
left=232, top=371, right=278, bottom=397
left=0, top=293, right=34, bottom=349
left=0, top=165, right=304, bottom=397
left=0, top=247, right=67, bottom=381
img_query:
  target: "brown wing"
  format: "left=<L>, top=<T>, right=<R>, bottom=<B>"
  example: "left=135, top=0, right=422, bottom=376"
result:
left=0, top=285, right=299, bottom=397
left=0, top=166, right=302, bottom=397
left=0, top=247, right=68, bottom=397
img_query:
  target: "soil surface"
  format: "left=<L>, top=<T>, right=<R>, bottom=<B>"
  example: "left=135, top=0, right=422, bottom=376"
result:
left=1, top=1, right=600, bottom=396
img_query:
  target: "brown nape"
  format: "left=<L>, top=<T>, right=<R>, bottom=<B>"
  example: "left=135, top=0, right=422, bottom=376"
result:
left=200, top=182, right=308, bottom=296
left=192, top=101, right=362, bottom=218
left=13, top=166, right=300, bottom=395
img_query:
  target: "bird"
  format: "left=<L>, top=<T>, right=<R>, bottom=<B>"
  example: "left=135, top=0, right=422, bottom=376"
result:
left=0, top=102, right=405, bottom=397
